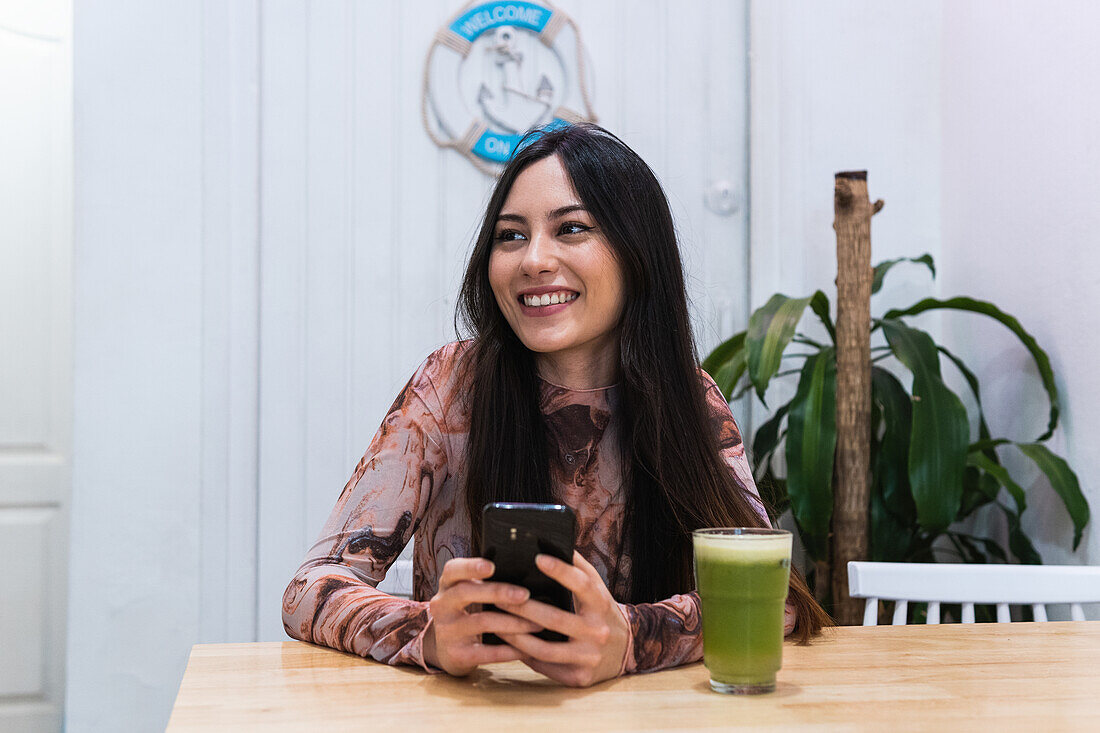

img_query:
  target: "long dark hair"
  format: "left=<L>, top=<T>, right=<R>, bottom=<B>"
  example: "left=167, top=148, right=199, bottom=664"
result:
left=456, top=123, right=830, bottom=641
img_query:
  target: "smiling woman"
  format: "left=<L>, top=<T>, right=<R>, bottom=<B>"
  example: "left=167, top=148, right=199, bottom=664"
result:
left=282, top=123, right=831, bottom=688
left=488, top=155, right=625, bottom=389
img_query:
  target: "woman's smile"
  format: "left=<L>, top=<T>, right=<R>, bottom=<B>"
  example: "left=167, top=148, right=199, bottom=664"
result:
left=518, top=287, right=580, bottom=316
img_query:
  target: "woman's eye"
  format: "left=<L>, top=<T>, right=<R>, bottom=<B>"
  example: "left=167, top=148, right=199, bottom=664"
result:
left=494, top=229, right=526, bottom=242
left=560, top=223, right=592, bottom=236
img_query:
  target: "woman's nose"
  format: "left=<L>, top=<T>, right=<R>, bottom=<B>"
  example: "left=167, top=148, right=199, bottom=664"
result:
left=520, top=230, right=557, bottom=276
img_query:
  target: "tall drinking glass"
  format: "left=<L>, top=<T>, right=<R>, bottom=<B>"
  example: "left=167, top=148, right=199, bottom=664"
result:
left=692, top=528, right=792, bottom=694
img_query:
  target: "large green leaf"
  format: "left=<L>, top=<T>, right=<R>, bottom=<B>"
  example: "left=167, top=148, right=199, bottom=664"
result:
left=957, top=465, right=1000, bottom=519
left=746, top=293, right=814, bottom=403
left=871, top=367, right=915, bottom=523
left=715, top=352, right=748, bottom=402
left=1015, top=443, right=1090, bottom=550
left=809, top=290, right=836, bottom=343
left=872, top=253, right=936, bottom=294
left=870, top=367, right=917, bottom=562
left=703, top=331, right=747, bottom=401
left=881, top=319, right=970, bottom=533
left=792, top=334, right=826, bottom=349
left=870, top=487, right=914, bottom=562
left=702, top=330, right=745, bottom=374
left=883, top=297, right=1059, bottom=441
left=753, top=428, right=787, bottom=492
left=784, top=348, right=836, bottom=561
left=752, top=403, right=790, bottom=471
left=937, top=345, right=992, bottom=445
left=753, top=404, right=791, bottom=517
left=969, top=437, right=1011, bottom=453
left=869, top=391, right=883, bottom=500
left=967, top=452, right=1026, bottom=515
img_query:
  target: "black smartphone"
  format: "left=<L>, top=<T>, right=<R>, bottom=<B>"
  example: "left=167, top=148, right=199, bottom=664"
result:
left=480, top=502, right=576, bottom=644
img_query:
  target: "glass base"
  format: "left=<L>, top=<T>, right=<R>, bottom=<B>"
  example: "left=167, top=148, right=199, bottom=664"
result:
left=709, top=679, right=775, bottom=695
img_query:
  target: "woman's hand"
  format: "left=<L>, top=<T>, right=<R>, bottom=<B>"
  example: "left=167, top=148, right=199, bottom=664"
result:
left=422, top=557, right=544, bottom=676
left=497, top=551, right=630, bottom=688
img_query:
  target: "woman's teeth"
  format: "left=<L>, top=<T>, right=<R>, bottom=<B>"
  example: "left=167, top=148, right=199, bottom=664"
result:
left=523, top=291, right=578, bottom=307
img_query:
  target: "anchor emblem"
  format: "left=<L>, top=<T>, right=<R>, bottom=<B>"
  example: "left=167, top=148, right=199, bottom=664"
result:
left=477, top=26, right=555, bottom=135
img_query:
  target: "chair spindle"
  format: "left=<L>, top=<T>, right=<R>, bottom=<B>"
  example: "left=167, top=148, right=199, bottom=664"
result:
left=863, top=598, right=879, bottom=626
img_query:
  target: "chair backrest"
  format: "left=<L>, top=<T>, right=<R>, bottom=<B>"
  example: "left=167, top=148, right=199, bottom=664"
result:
left=847, top=561, right=1100, bottom=625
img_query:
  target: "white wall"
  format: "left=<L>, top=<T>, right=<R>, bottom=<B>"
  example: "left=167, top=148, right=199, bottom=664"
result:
left=69, top=2, right=206, bottom=731
left=750, top=0, right=1097, bottom=612
left=939, top=0, right=1100, bottom=579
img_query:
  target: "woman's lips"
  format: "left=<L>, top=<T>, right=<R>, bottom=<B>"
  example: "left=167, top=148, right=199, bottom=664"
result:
left=519, top=296, right=578, bottom=318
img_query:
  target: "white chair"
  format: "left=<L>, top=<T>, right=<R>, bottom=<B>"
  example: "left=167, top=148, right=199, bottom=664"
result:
left=847, top=561, right=1100, bottom=625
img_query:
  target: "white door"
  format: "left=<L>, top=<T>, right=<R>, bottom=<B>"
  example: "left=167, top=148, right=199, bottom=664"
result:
left=254, top=0, right=751, bottom=639
left=0, top=1, right=72, bottom=730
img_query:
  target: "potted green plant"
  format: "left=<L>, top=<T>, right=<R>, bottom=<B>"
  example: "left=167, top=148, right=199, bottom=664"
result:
left=703, top=254, right=1090, bottom=614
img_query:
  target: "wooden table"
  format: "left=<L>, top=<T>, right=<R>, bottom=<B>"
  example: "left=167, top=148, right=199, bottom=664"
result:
left=168, top=622, right=1100, bottom=731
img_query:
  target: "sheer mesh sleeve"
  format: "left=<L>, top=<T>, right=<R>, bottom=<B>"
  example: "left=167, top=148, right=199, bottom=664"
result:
left=281, top=352, right=451, bottom=671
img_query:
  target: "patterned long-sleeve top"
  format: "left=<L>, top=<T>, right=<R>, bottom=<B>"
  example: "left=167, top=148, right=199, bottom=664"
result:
left=282, top=340, right=788, bottom=675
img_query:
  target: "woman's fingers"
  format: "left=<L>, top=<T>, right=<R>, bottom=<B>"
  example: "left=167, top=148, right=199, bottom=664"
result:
left=499, top=597, right=586, bottom=638
left=445, top=580, right=530, bottom=609
left=520, top=656, right=601, bottom=689
left=438, top=558, right=494, bottom=590
left=534, top=553, right=590, bottom=594
left=430, top=580, right=530, bottom=625
left=470, top=642, right=527, bottom=665
left=535, top=552, right=610, bottom=613
left=570, top=551, right=606, bottom=583
left=445, top=639, right=527, bottom=673
left=499, top=632, right=599, bottom=667
left=455, top=610, right=542, bottom=637
left=433, top=555, right=527, bottom=621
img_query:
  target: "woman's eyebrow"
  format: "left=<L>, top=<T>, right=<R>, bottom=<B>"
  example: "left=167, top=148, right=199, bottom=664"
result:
left=496, top=205, right=588, bottom=225
left=548, top=204, right=587, bottom=219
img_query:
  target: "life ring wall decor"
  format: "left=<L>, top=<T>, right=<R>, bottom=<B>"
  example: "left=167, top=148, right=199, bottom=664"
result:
left=423, top=0, right=597, bottom=175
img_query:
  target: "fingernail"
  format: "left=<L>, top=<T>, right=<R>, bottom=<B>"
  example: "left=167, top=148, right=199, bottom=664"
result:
left=479, top=560, right=493, bottom=574
left=535, top=554, right=553, bottom=569
left=509, top=587, right=529, bottom=601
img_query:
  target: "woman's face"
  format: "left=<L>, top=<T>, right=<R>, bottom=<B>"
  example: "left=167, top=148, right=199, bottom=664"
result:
left=488, top=155, right=626, bottom=376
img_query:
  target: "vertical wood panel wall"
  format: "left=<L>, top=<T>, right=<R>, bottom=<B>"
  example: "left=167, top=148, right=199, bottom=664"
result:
left=252, top=0, right=751, bottom=640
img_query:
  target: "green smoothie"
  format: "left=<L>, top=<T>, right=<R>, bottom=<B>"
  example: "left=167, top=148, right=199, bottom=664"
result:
left=693, top=530, right=792, bottom=693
